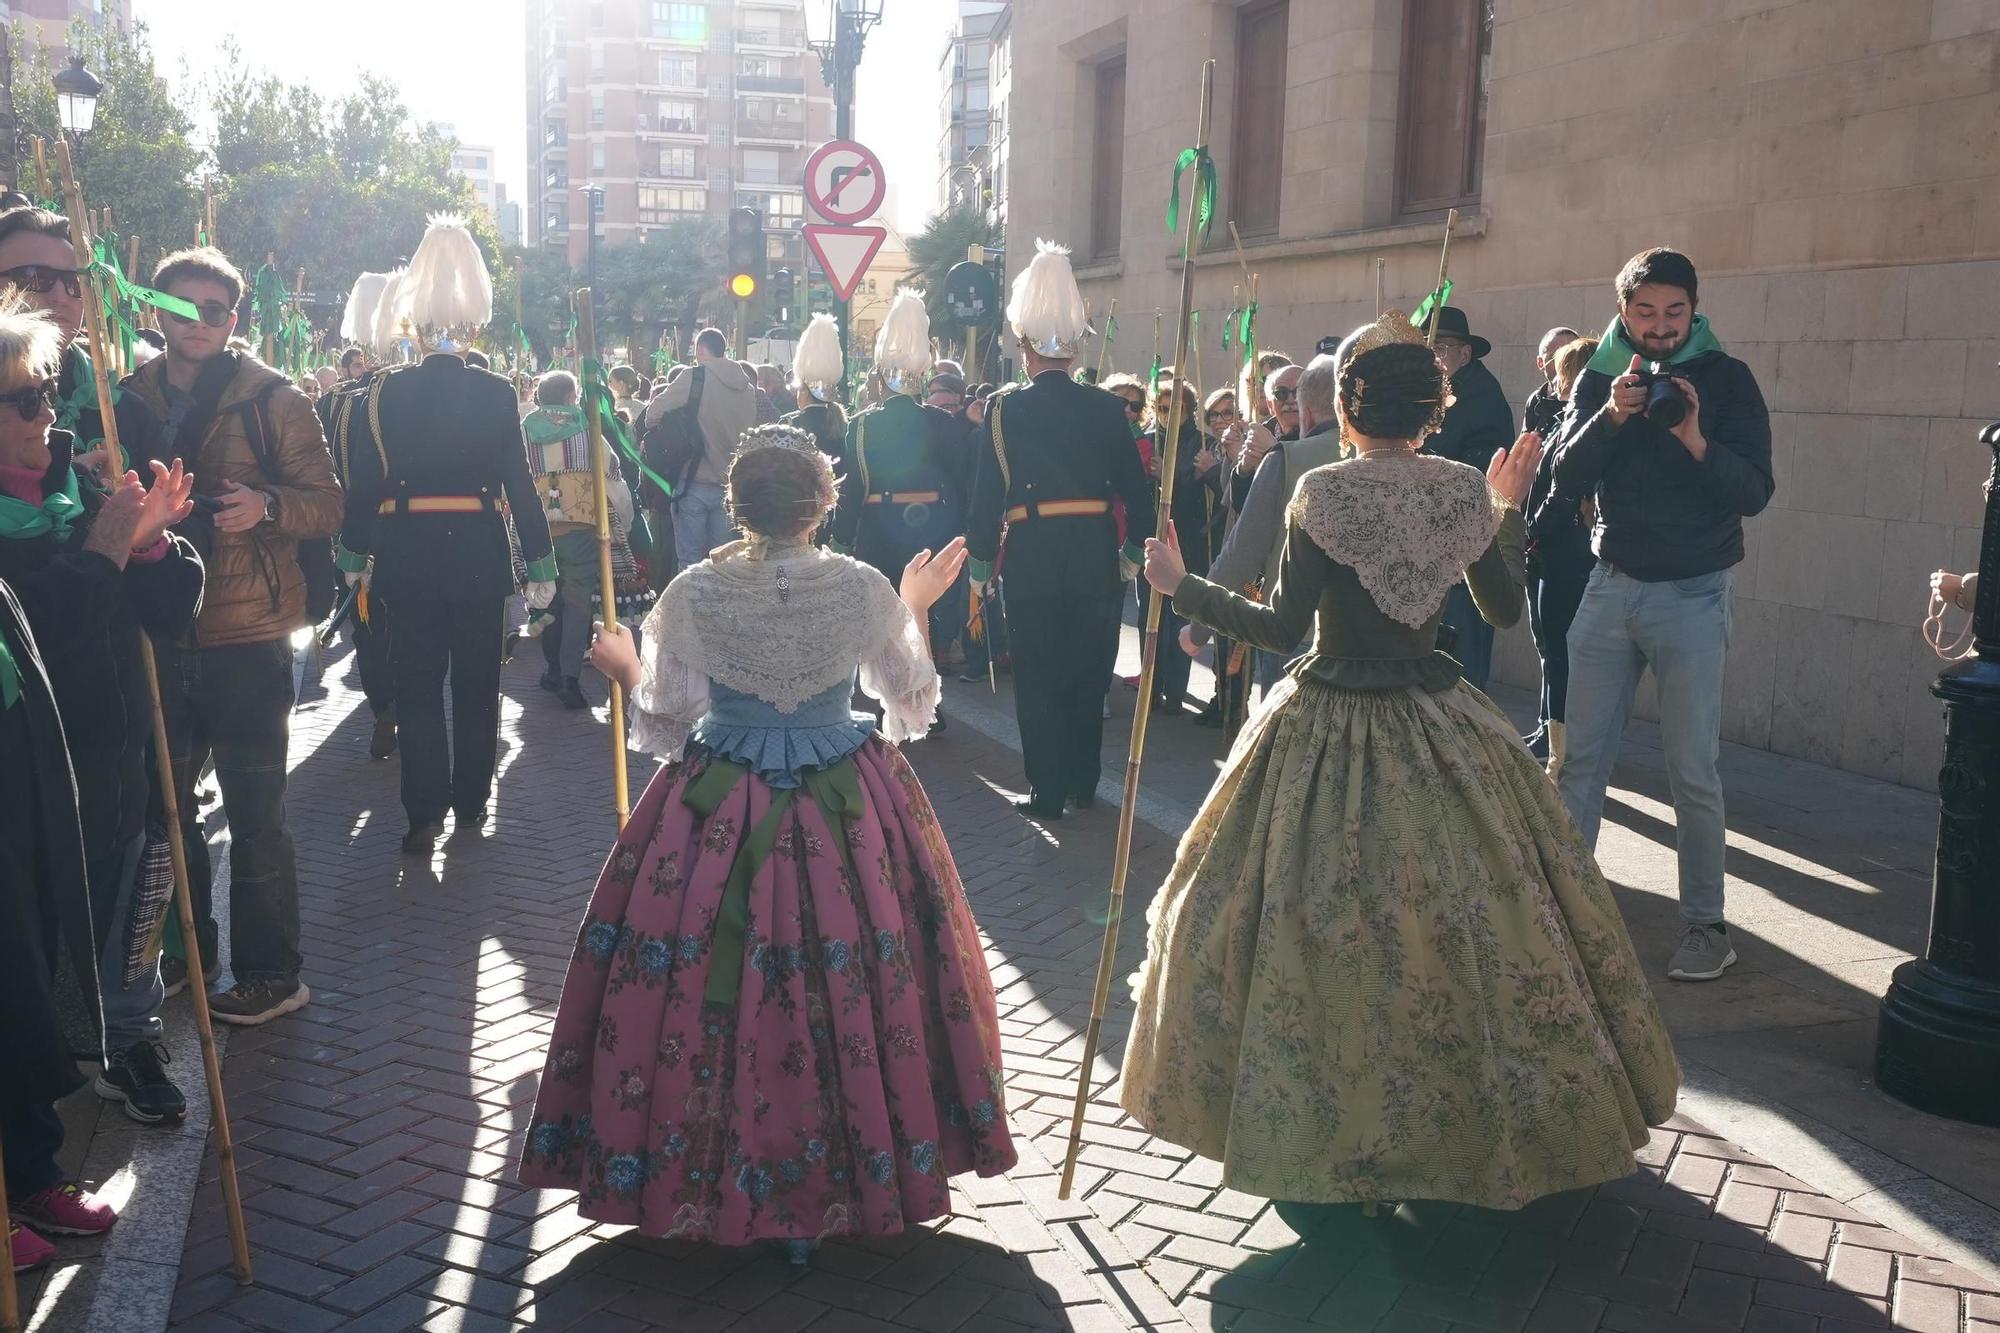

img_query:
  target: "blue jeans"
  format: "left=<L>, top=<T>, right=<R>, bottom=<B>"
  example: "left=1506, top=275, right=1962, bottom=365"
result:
left=1558, top=564, right=1733, bottom=926
left=673, top=483, right=738, bottom=570
left=90, top=834, right=164, bottom=1051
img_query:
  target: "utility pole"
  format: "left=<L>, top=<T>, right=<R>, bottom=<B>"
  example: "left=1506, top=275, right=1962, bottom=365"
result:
left=810, top=0, right=882, bottom=395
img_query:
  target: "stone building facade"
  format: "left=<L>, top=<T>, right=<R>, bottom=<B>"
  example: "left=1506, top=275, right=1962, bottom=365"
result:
left=1000, top=0, right=1999, bottom=790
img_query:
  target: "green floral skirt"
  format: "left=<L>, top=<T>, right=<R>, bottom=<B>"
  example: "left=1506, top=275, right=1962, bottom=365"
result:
left=1119, top=675, right=1680, bottom=1209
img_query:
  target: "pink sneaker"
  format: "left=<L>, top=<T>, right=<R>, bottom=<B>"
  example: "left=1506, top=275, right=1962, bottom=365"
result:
left=10, top=1221, right=56, bottom=1271
left=15, top=1182, right=118, bottom=1236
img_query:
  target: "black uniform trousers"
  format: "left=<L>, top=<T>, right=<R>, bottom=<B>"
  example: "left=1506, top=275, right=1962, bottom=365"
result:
left=1003, top=583, right=1123, bottom=804
left=391, top=597, right=505, bottom=827
left=353, top=592, right=395, bottom=718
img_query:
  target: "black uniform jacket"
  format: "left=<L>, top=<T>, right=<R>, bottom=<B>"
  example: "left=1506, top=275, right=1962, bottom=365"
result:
left=830, top=393, right=963, bottom=560
left=334, top=354, right=555, bottom=601
left=965, top=370, right=1155, bottom=591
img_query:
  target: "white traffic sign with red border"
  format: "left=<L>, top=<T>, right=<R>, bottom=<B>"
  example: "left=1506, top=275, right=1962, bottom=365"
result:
left=803, top=224, right=887, bottom=303
left=804, top=139, right=887, bottom=225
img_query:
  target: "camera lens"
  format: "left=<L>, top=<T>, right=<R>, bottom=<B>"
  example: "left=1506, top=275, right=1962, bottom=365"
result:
left=1643, top=376, right=1686, bottom=429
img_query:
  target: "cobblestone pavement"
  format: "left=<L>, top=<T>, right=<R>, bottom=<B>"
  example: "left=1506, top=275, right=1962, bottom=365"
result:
left=133, top=647, right=2000, bottom=1332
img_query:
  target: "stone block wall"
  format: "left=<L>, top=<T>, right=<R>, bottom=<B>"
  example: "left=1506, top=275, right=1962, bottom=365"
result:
left=1000, top=0, right=1999, bottom=790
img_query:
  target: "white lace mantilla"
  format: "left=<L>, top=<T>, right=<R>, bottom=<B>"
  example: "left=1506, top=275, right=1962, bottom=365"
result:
left=1290, top=452, right=1507, bottom=630
left=630, top=542, right=940, bottom=758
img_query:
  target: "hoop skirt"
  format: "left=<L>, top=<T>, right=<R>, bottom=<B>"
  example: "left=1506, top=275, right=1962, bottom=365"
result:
left=1119, top=461, right=1679, bottom=1210
left=520, top=546, right=1015, bottom=1244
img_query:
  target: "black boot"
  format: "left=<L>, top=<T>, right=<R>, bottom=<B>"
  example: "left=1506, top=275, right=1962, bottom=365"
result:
left=559, top=677, right=590, bottom=710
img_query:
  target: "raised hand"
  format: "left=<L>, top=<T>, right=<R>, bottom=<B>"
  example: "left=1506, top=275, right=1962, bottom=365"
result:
left=133, top=459, right=195, bottom=550
left=1487, top=431, right=1544, bottom=510
left=899, top=535, right=968, bottom=613
left=1143, top=520, right=1186, bottom=596
left=83, top=473, right=146, bottom=568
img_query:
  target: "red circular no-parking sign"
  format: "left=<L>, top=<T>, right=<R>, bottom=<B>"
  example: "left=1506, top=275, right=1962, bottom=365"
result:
left=804, top=139, right=887, bottom=224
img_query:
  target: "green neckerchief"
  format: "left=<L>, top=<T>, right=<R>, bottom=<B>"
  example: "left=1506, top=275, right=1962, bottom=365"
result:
left=523, top=403, right=586, bottom=447
left=0, top=464, right=83, bottom=541
left=1586, top=313, right=1722, bottom=377
left=0, top=465, right=82, bottom=708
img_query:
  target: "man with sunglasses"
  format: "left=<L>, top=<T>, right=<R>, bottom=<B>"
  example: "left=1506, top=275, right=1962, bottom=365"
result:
left=0, top=206, right=171, bottom=478
left=126, top=246, right=345, bottom=1028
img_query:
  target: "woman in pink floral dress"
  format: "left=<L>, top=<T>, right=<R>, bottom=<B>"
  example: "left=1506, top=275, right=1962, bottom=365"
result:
left=519, top=425, right=1014, bottom=1256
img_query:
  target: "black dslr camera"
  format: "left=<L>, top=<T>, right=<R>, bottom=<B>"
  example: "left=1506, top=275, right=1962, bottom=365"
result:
left=1635, top=362, right=1688, bottom=429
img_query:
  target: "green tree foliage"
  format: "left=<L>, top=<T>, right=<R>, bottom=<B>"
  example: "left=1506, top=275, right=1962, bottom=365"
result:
left=10, top=23, right=202, bottom=265
left=907, top=204, right=1000, bottom=332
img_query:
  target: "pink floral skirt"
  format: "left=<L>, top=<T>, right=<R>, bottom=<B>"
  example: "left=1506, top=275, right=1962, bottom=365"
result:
left=519, top=739, right=1015, bottom=1244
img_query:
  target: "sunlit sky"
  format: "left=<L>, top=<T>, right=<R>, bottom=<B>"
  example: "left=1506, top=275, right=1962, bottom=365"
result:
left=132, top=0, right=951, bottom=236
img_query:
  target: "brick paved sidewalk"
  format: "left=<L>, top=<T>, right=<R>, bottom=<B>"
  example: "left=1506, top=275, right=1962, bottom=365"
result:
left=138, top=648, right=2000, bottom=1332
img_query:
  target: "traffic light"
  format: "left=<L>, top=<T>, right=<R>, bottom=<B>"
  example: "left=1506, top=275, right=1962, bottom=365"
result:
left=772, top=267, right=794, bottom=317
left=727, top=207, right=764, bottom=301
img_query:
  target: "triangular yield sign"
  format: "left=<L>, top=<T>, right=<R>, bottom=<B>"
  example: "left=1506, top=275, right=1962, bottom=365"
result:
left=804, top=224, right=887, bottom=303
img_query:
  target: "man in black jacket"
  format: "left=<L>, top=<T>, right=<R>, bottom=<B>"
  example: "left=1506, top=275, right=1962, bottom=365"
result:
left=1420, top=305, right=1514, bottom=689
left=1550, top=248, right=1774, bottom=983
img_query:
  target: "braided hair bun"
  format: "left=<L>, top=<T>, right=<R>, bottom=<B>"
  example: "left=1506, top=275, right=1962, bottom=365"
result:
left=726, top=433, right=837, bottom=538
left=1338, top=342, right=1449, bottom=441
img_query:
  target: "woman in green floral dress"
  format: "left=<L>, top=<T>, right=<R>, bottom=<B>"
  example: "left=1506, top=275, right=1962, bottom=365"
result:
left=1121, top=313, right=1679, bottom=1211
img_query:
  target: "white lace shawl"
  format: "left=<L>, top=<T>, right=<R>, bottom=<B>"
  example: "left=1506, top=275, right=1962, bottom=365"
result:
left=629, top=543, right=940, bottom=759
left=1290, top=452, right=1507, bottom=630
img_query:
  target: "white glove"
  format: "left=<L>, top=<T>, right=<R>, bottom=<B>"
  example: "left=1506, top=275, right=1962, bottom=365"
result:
left=527, top=580, right=558, bottom=610
left=1118, top=553, right=1140, bottom=585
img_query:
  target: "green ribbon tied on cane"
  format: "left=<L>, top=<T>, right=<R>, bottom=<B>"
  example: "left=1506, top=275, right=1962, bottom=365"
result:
left=650, top=346, right=675, bottom=374
left=680, top=755, right=866, bottom=1008
left=1236, top=302, right=1259, bottom=367
left=1411, top=280, right=1455, bottom=333
left=1165, top=145, right=1219, bottom=257
left=581, top=356, right=678, bottom=499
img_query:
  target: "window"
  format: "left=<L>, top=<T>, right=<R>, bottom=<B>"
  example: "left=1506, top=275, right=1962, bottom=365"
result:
left=741, top=148, right=782, bottom=183
left=739, top=190, right=802, bottom=225
left=592, top=142, right=606, bottom=171
left=588, top=0, right=603, bottom=28
left=639, top=185, right=707, bottom=223
left=659, top=54, right=696, bottom=86
left=1089, top=57, right=1125, bottom=260
left=967, top=83, right=989, bottom=113
left=1395, top=0, right=1494, bottom=216
left=743, top=97, right=774, bottom=122
left=590, top=89, right=605, bottom=127
left=590, top=46, right=606, bottom=78
left=740, top=55, right=774, bottom=77
left=1231, top=1, right=1288, bottom=237
left=657, top=99, right=698, bottom=132
left=660, top=146, right=698, bottom=178
left=653, top=1, right=705, bottom=42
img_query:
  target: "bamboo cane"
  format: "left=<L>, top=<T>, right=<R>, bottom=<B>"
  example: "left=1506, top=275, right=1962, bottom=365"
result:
left=32, top=136, right=49, bottom=203
left=967, top=325, right=980, bottom=387
left=1093, top=297, right=1118, bottom=381
left=0, top=1121, right=17, bottom=1330
left=1374, top=256, right=1386, bottom=317
left=1058, top=59, right=1215, bottom=1200
left=573, top=289, right=631, bottom=829
left=57, top=139, right=253, bottom=1284
left=1423, top=208, right=1459, bottom=349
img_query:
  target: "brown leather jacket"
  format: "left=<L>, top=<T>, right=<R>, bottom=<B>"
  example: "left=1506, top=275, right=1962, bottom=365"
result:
left=127, top=354, right=344, bottom=647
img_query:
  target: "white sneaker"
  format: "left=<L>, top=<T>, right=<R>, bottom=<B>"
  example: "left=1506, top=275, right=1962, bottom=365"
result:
left=1667, top=923, right=1737, bottom=981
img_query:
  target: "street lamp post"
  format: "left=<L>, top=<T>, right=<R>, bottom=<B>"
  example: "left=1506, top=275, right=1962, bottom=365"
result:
left=1876, top=416, right=2000, bottom=1126
left=809, top=0, right=882, bottom=389
left=579, top=184, right=605, bottom=295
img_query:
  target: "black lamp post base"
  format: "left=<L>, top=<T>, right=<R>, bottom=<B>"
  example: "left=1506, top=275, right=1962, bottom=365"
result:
left=1877, top=959, right=2000, bottom=1127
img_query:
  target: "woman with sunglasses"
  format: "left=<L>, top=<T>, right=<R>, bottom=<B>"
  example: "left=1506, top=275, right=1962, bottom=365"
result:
left=0, top=297, right=199, bottom=1270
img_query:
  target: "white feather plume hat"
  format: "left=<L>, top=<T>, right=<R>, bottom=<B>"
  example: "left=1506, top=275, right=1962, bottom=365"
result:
left=1008, top=239, right=1088, bottom=358
left=790, top=312, right=844, bottom=401
left=405, top=213, right=493, bottom=336
left=370, top=268, right=412, bottom=353
left=873, top=288, right=932, bottom=391
left=340, top=271, right=390, bottom=345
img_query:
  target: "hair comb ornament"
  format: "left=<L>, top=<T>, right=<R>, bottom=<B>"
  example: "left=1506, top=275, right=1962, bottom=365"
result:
left=1347, top=308, right=1426, bottom=359
left=732, top=423, right=821, bottom=463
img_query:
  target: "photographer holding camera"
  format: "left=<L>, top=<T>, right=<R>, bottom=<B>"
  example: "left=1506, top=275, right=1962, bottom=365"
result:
left=1549, top=248, right=1774, bottom=983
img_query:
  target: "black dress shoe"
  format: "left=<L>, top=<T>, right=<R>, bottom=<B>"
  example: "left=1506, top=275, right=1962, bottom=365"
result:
left=1069, top=792, right=1097, bottom=811
left=559, top=677, right=590, bottom=710
left=538, top=669, right=563, bottom=693
left=401, top=822, right=445, bottom=856
left=368, top=709, right=398, bottom=759
left=1014, top=797, right=1064, bottom=820
left=451, top=809, right=489, bottom=839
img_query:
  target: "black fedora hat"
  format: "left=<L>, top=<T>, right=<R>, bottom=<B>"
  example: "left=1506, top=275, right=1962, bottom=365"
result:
left=1429, top=306, right=1491, bottom=360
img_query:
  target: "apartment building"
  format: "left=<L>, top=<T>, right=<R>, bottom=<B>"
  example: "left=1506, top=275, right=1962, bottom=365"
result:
left=524, top=0, right=834, bottom=277
left=938, top=1, right=1005, bottom=213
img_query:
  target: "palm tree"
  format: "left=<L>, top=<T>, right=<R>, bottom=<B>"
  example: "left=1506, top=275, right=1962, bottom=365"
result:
left=907, top=203, right=999, bottom=333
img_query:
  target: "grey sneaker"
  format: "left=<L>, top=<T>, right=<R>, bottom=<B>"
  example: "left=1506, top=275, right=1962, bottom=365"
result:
left=1667, top=923, right=1737, bottom=981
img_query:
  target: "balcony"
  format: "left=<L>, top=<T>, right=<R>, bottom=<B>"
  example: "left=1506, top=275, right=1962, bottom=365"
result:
left=736, top=27, right=805, bottom=51
left=638, top=114, right=706, bottom=140
left=736, top=118, right=804, bottom=145
left=736, top=74, right=805, bottom=96
left=737, top=165, right=794, bottom=186
left=647, top=23, right=708, bottom=46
